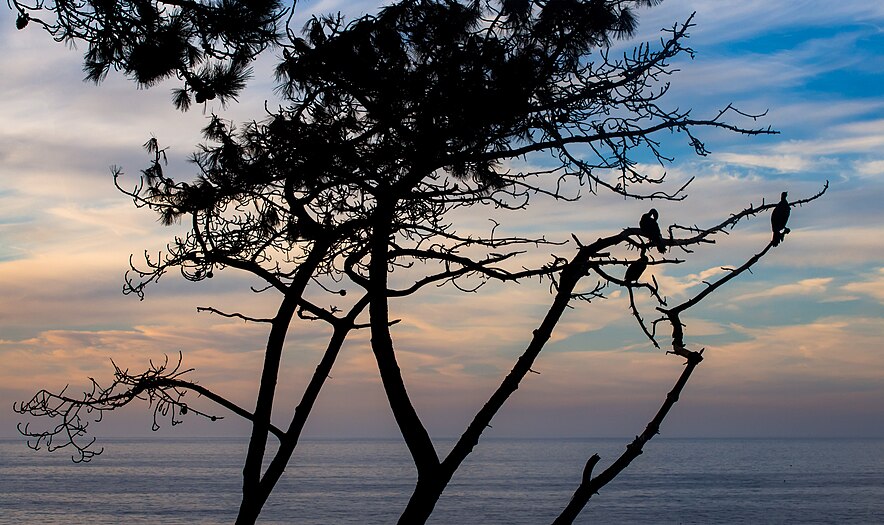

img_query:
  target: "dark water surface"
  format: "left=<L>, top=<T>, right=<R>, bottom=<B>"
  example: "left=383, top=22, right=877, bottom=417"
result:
left=1, top=437, right=882, bottom=524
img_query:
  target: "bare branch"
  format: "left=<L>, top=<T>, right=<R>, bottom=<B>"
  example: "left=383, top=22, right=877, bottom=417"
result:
left=197, top=307, right=274, bottom=323
left=14, top=353, right=285, bottom=462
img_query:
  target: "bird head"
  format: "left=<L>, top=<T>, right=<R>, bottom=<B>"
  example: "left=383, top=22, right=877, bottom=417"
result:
left=648, top=208, right=658, bottom=219
left=780, top=191, right=788, bottom=200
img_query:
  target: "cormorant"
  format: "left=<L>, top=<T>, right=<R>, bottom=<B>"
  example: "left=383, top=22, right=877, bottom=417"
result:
left=771, top=191, right=791, bottom=246
left=639, top=208, right=666, bottom=253
left=624, top=250, right=648, bottom=283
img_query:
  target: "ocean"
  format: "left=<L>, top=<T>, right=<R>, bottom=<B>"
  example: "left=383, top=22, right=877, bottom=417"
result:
left=1, top=437, right=882, bottom=524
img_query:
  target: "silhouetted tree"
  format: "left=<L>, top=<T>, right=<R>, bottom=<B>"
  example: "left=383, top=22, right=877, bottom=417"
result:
left=11, top=0, right=827, bottom=523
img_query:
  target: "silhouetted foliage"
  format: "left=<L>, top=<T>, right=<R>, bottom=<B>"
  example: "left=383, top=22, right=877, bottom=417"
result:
left=8, top=0, right=284, bottom=107
left=10, top=0, right=827, bottom=523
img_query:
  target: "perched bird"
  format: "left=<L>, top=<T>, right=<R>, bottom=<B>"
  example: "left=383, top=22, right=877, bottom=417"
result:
left=639, top=208, right=666, bottom=253
left=624, top=250, right=648, bottom=283
left=771, top=191, right=791, bottom=246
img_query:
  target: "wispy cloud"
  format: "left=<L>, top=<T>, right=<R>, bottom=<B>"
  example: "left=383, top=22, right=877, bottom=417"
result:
left=639, top=1, right=884, bottom=44
left=842, top=268, right=884, bottom=303
left=853, top=159, right=884, bottom=178
left=732, top=277, right=833, bottom=302
left=714, top=153, right=835, bottom=173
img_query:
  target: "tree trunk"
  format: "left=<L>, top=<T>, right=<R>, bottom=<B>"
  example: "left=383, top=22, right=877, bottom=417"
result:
left=235, top=242, right=332, bottom=524
left=237, top=293, right=299, bottom=522
left=367, top=197, right=439, bottom=472
left=235, top=495, right=264, bottom=525
left=397, top=476, right=449, bottom=525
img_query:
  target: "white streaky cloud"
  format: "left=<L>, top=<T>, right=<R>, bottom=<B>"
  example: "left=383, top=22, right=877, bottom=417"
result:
left=768, top=119, right=884, bottom=158
left=767, top=100, right=884, bottom=130
left=714, top=153, right=838, bottom=173
left=667, top=52, right=807, bottom=97
left=1, top=329, right=254, bottom=395
left=698, top=110, right=884, bottom=181
left=841, top=268, right=884, bottom=303
left=818, top=294, right=862, bottom=303
left=696, top=316, right=884, bottom=390
left=1, top=317, right=337, bottom=405
left=653, top=266, right=728, bottom=298
left=853, top=159, right=884, bottom=178
left=675, top=317, right=729, bottom=337
left=732, top=277, right=833, bottom=302
left=636, top=1, right=884, bottom=45
left=756, top=226, right=884, bottom=269
left=829, top=118, right=884, bottom=139
left=778, top=133, right=884, bottom=159
left=660, top=26, right=877, bottom=103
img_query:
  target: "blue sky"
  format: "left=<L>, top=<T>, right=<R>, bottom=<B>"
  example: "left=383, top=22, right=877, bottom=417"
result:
left=1, top=1, right=882, bottom=441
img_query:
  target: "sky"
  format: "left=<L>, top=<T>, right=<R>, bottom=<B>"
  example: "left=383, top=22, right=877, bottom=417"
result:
left=0, top=0, right=883, bottom=445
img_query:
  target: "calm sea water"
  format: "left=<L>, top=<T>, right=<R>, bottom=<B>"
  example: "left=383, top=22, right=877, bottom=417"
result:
left=1, top=437, right=882, bottom=524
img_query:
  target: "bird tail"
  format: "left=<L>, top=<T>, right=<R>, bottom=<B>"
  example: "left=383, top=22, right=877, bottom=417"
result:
left=772, top=230, right=782, bottom=246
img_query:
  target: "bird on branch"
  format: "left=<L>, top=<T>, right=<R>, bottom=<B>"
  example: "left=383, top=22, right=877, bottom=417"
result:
left=639, top=208, right=666, bottom=253
left=624, top=250, right=648, bottom=283
left=771, top=191, right=791, bottom=246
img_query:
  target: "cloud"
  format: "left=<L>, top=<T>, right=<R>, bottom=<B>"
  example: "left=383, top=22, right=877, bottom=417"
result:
left=770, top=99, right=884, bottom=128
left=841, top=268, right=884, bottom=303
left=713, top=153, right=835, bottom=173
left=637, top=1, right=884, bottom=45
left=732, top=277, right=833, bottom=302
left=771, top=120, right=884, bottom=158
left=757, top=226, right=884, bottom=268
left=708, top=109, right=884, bottom=181
left=653, top=265, right=728, bottom=298
left=853, top=159, right=884, bottom=178
left=700, top=316, right=884, bottom=389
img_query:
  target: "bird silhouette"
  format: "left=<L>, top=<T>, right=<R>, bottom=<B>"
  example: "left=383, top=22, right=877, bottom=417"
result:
left=771, top=191, right=791, bottom=246
left=639, top=209, right=666, bottom=253
left=624, top=250, right=648, bottom=283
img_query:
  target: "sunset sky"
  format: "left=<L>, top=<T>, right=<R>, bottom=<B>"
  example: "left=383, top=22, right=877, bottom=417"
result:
left=1, top=0, right=882, bottom=444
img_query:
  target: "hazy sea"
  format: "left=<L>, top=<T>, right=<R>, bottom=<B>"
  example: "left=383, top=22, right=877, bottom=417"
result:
left=1, top=437, right=882, bottom=524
